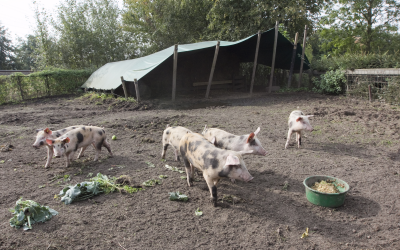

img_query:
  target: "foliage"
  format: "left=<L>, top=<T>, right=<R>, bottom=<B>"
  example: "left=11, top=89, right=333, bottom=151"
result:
left=313, top=69, right=346, bottom=94
left=195, top=208, right=203, bottom=216
left=169, top=191, right=188, bottom=201
left=0, top=24, right=16, bottom=70
left=122, top=0, right=212, bottom=56
left=0, top=69, right=92, bottom=105
left=319, top=0, right=400, bottom=55
left=165, top=164, right=185, bottom=173
left=311, top=52, right=400, bottom=71
left=59, top=173, right=141, bottom=204
left=13, top=35, right=37, bottom=70
left=9, top=198, right=58, bottom=230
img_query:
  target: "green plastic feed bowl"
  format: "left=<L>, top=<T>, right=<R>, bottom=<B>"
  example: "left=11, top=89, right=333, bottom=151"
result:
left=303, top=176, right=350, bottom=208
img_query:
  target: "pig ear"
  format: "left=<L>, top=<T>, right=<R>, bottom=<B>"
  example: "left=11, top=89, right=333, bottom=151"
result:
left=254, top=127, right=260, bottom=135
left=225, top=154, right=240, bottom=166
left=44, top=128, right=52, bottom=135
left=210, top=137, right=216, bottom=145
left=246, top=132, right=255, bottom=143
left=62, top=137, right=70, bottom=143
left=239, top=150, right=254, bottom=155
left=202, top=125, right=208, bottom=135
left=46, top=139, right=54, bottom=145
left=296, top=117, right=303, bottom=122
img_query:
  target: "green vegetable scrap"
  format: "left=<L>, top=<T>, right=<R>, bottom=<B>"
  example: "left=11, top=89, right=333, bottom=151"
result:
left=58, top=173, right=142, bottom=204
left=165, top=164, right=185, bottom=173
left=9, top=198, right=58, bottom=230
left=180, top=176, right=187, bottom=180
left=142, top=179, right=161, bottom=187
left=159, top=175, right=168, bottom=179
left=146, top=161, right=156, bottom=168
left=195, top=208, right=203, bottom=216
left=169, top=191, right=188, bottom=201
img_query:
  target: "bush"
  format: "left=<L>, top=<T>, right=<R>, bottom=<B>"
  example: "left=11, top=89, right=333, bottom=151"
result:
left=313, top=69, right=346, bottom=95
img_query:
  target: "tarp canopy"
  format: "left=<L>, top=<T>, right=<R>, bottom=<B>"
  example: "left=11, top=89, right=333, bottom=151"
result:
left=82, top=28, right=310, bottom=90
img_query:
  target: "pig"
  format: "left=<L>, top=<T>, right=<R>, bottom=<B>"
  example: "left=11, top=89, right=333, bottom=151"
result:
left=285, top=110, right=314, bottom=149
left=202, top=126, right=267, bottom=156
left=33, top=126, right=94, bottom=168
left=161, top=125, right=192, bottom=161
left=179, top=132, right=253, bottom=207
left=46, top=126, right=113, bottom=167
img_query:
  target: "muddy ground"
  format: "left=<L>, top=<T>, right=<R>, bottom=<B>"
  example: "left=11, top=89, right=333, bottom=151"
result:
left=0, top=91, right=399, bottom=250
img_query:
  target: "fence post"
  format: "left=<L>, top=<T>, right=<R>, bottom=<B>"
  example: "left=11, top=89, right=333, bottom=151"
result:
left=268, top=21, right=279, bottom=93
left=134, top=78, right=141, bottom=102
left=368, top=85, right=372, bottom=102
left=16, top=75, right=25, bottom=100
left=45, top=75, right=50, bottom=96
left=250, top=30, right=262, bottom=95
left=288, top=32, right=299, bottom=88
left=172, top=44, right=178, bottom=102
left=120, top=76, right=129, bottom=98
left=298, top=25, right=307, bottom=88
left=206, top=41, right=220, bottom=99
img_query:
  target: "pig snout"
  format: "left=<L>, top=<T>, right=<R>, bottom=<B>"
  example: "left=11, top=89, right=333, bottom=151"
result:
left=241, top=173, right=254, bottom=182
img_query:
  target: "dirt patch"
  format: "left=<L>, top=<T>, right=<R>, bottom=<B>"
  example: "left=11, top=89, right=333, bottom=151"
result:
left=0, top=92, right=399, bottom=249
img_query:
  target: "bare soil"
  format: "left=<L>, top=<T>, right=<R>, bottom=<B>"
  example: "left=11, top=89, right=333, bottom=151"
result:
left=0, top=91, right=399, bottom=250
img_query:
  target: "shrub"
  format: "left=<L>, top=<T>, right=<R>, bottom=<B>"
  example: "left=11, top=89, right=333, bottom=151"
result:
left=313, top=69, right=346, bottom=94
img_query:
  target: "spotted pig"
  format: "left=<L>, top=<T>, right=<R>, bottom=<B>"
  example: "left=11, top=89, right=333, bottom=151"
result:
left=179, top=133, right=253, bottom=207
left=33, top=126, right=93, bottom=168
left=202, top=126, right=267, bottom=156
left=161, top=125, right=192, bottom=161
left=285, top=110, right=314, bottom=149
left=46, top=126, right=113, bottom=167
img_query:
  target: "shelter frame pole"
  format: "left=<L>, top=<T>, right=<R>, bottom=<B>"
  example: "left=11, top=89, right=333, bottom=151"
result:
left=205, top=41, right=220, bottom=99
left=298, top=25, right=307, bottom=88
left=134, top=78, right=141, bottom=102
left=287, top=32, right=299, bottom=88
left=268, top=21, right=279, bottom=93
left=172, top=44, right=178, bottom=102
left=250, top=30, right=262, bottom=95
left=120, top=76, right=129, bottom=98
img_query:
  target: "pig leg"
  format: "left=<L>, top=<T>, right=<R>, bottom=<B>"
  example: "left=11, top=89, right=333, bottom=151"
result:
left=65, top=152, right=72, bottom=167
left=181, top=154, right=193, bottom=187
left=44, top=145, right=53, bottom=168
left=285, top=129, right=293, bottom=149
left=297, top=132, right=302, bottom=148
left=169, top=144, right=180, bottom=161
left=204, top=173, right=217, bottom=207
left=77, top=146, right=88, bottom=159
left=161, top=143, right=168, bottom=159
left=102, top=139, right=113, bottom=157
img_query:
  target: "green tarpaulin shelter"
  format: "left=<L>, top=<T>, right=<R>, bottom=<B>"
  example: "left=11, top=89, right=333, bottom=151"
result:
left=82, top=28, right=309, bottom=93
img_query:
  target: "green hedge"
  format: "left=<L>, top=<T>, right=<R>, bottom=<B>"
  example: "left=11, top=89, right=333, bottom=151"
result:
left=0, top=69, right=93, bottom=104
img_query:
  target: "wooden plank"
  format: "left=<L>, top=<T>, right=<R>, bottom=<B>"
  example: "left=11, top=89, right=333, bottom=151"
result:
left=120, top=76, right=128, bottom=98
left=172, top=44, right=178, bottom=101
left=205, top=41, right=220, bottom=99
left=134, top=78, right=141, bottom=102
left=250, top=30, right=262, bottom=95
left=268, top=21, right=279, bottom=93
left=193, top=80, right=232, bottom=86
left=298, top=25, right=307, bottom=88
left=287, top=32, right=299, bottom=88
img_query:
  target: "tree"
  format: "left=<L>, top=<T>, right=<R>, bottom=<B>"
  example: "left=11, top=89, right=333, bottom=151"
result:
left=319, top=0, right=400, bottom=54
left=206, top=0, right=326, bottom=41
left=0, top=24, right=16, bottom=70
left=14, top=35, right=37, bottom=70
left=122, top=0, right=213, bottom=55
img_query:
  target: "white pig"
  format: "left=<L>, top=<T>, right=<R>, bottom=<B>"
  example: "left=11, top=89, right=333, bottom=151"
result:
left=46, top=126, right=113, bottom=167
left=202, top=126, right=267, bottom=156
left=179, top=132, right=253, bottom=207
left=285, top=110, right=313, bottom=149
left=33, top=126, right=93, bottom=168
left=161, top=125, right=192, bottom=161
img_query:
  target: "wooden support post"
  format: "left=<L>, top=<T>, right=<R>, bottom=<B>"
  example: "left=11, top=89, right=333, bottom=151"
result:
left=45, top=75, right=50, bottom=96
left=134, top=78, right=141, bottom=102
left=268, top=21, right=279, bottom=93
left=368, top=84, right=372, bottom=102
left=16, top=75, right=25, bottom=100
left=250, top=30, right=262, bottom=95
left=172, top=44, right=178, bottom=102
left=205, top=41, right=220, bottom=99
left=120, top=76, right=128, bottom=98
left=298, top=25, right=307, bottom=88
left=287, top=32, right=299, bottom=88
left=111, top=88, right=114, bottom=96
